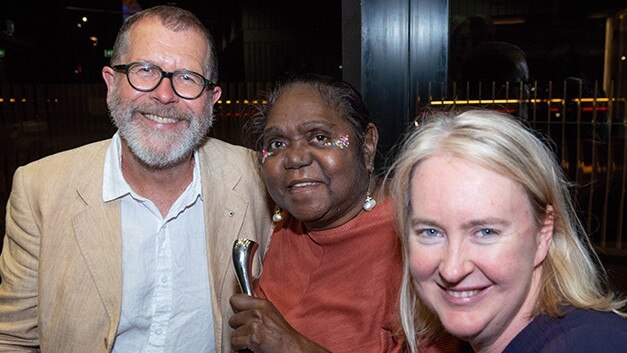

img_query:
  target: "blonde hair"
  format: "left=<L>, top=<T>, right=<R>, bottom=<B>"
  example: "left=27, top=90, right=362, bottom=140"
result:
left=387, top=109, right=625, bottom=353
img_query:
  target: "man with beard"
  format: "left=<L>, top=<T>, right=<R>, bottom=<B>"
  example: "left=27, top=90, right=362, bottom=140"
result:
left=0, top=6, right=272, bottom=353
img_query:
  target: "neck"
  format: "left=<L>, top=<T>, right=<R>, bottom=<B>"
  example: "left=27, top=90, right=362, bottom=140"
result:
left=121, top=145, right=195, bottom=217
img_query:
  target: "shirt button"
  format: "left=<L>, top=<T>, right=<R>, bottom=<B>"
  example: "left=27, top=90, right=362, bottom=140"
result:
left=161, top=276, right=168, bottom=283
left=156, top=328, right=163, bottom=335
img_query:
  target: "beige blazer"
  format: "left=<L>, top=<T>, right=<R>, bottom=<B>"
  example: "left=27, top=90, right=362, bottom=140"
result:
left=0, top=137, right=273, bottom=353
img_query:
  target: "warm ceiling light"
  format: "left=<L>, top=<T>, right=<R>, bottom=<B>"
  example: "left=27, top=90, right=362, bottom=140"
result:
left=493, top=17, right=526, bottom=25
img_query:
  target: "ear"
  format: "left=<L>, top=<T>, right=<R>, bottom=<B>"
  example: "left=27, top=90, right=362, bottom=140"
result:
left=362, top=123, right=379, bottom=172
left=534, top=204, right=554, bottom=266
left=102, top=66, right=116, bottom=96
left=210, top=85, right=222, bottom=105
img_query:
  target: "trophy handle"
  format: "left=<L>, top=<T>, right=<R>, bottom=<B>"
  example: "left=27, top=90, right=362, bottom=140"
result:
left=232, top=239, right=259, bottom=296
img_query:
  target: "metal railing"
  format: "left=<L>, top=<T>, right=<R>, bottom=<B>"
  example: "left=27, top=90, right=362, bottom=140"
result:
left=419, top=79, right=626, bottom=255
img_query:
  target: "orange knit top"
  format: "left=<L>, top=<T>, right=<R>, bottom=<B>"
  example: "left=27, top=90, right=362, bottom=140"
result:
left=254, top=197, right=406, bottom=352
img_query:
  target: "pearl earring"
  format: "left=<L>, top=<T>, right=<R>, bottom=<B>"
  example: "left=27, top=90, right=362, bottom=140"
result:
left=363, top=168, right=376, bottom=211
left=363, top=193, right=377, bottom=211
left=272, top=205, right=284, bottom=222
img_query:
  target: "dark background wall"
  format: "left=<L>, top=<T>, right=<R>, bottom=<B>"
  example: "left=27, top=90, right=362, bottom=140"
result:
left=0, top=0, right=342, bottom=84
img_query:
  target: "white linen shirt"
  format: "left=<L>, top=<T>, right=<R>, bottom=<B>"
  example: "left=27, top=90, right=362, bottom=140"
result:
left=103, top=133, right=216, bottom=353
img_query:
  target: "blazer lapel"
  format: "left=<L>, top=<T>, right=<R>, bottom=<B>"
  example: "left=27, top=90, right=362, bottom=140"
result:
left=202, top=179, right=247, bottom=291
left=71, top=143, right=123, bottom=337
left=199, top=142, right=250, bottom=350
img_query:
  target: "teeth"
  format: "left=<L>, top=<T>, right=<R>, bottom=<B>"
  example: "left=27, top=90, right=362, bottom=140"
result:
left=448, top=289, right=480, bottom=298
left=145, top=113, right=177, bottom=124
left=292, top=182, right=316, bottom=188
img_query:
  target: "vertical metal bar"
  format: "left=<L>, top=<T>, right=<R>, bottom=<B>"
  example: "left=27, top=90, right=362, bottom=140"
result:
left=588, top=81, right=599, bottom=240
left=618, top=83, right=626, bottom=249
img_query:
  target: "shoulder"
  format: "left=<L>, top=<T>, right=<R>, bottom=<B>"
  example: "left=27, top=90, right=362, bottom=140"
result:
left=559, top=308, right=627, bottom=337
left=355, top=196, right=395, bottom=228
left=546, top=309, right=627, bottom=352
left=202, top=138, right=257, bottom=161
left=506, top=308, right=627, bottom=353
left=8, top=140, right=110, bottom=227
left=197, top=139, right=272, bottom=222
left=15, top=139, right=109, bottom=185
left=200, top=138, right=258, bottom=173
left=198, top=138, right=264, bottom=191
left=20, top=140, right=109, bottom=170
left=550, top=308, right=627, bottom=334
left=335, top=196, right=400, bottom=258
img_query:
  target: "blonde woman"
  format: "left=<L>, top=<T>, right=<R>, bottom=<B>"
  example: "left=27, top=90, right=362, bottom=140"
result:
left=389, top=109, right=627, bottom=353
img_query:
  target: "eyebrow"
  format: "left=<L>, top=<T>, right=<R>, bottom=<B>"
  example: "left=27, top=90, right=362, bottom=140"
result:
left=263, top=120, right=339, bottom=136
left=410, top=216, right=509, bottom=229
left=410, top=217, right=442, bottom=229
left=464, top=218, right=509, bottom=229
left=129, top=60, right=204, bottom=73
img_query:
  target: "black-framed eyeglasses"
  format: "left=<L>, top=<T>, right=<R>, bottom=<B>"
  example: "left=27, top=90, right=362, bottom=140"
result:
left=111, top=62, right=216, bottom=100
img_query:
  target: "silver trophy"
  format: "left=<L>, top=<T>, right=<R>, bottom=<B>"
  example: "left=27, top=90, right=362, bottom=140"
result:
left=232, top=238, right=259, bottom=296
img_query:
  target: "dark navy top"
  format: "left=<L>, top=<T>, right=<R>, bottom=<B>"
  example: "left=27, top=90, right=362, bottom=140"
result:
left=503, top=307, right=627, bottom=352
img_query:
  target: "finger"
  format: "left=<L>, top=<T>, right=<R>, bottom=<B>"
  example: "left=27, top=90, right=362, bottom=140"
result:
left=230, top=293, right=259, bottom=312
left=229, top=309, right=250, bottom=328
left=231, top=324, right=259, bottom=352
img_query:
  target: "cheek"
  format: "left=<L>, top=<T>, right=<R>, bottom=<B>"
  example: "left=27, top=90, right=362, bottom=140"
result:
left=116, top=83, right=143, bottom=102
left=325, top=143, right=362, bottom=166
left=319, top=150, right=343, bottom=172
left=261, top=160, right=284, bottom=194
left=324, top=149, right=366, bottom=184
left=475, top=241, right=537, bottom=284
left=189, top=97, right=212, bottom=116
left=408, top=241, right=438, bottom=282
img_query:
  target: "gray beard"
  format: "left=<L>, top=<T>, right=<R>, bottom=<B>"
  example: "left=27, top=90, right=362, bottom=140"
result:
left=107, top=88, right=214, bottom=169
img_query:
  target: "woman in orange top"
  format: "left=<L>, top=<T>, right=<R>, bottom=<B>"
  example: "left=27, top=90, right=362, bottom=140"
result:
left=228, top=74, right=464, bottom=353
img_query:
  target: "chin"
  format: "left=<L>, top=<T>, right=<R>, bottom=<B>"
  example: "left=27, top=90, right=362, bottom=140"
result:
left=439, top=314, right=483, bottom=341
left=286, top=204, right=324, bottom=219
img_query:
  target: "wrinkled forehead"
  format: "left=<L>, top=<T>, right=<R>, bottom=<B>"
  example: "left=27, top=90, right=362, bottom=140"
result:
left=124, top=19, right=210, bottom=73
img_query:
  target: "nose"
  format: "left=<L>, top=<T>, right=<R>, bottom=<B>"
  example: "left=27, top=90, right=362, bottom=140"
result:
left=283, top=141, right=312, bottom=169
left=149, top=76, right=178, bottom=104
left=438, top=240, right=473, bottom=285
